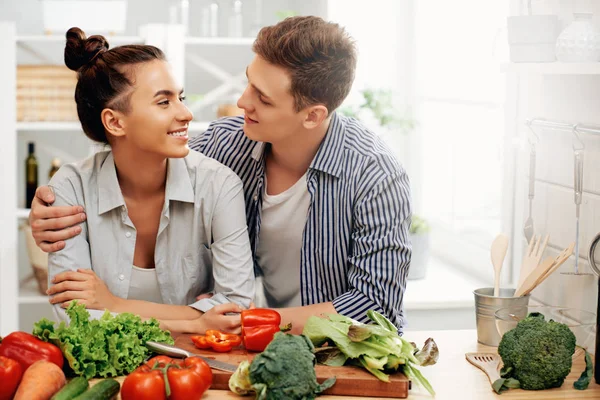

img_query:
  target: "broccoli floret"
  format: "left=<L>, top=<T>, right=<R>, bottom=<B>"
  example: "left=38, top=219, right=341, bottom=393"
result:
left=497, top=312, right=576, bottom=390
left=498, top=312, right=546, bottom=370
left=229, top=332, right=336, bottom=400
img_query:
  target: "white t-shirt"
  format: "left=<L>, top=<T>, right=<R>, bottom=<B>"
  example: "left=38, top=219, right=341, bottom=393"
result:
left=128, top=265, right=163, bottom=304
left=255, top=173, right=310, bottom=308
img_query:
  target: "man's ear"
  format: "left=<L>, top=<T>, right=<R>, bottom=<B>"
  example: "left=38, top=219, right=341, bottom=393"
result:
left=101, top=108, right=126, bottom=137
left=303, top=105, right=329, bottom=129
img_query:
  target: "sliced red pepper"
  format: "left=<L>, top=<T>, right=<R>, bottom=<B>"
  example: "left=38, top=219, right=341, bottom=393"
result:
left=0, top=355, right=23, bottom=400
left=191, top=335, right=211, bottom=350
left=0, top=331, right=64, bottom=372
left=205, top=330, right=242, bottom=353
left=191, top=331, right=242, bottom=353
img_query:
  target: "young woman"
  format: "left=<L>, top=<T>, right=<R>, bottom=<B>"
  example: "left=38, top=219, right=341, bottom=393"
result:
left=44, top=27, right=254, bottom=334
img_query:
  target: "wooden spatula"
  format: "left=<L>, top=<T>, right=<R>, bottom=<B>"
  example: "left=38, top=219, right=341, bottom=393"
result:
left=465, top=353, right=501, bottom=384
left=536, top=242, right=575, bottom=284
left=514, top=256, right=555, bottom=297
left=517, top=234, right=549, bottom=289
left=514, top=242, right=575, bottom=297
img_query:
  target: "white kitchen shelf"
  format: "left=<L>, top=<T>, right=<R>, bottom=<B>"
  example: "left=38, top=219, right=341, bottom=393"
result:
left=19, top=35, right=253, bottom=47
left=17, top=121, right=81, bottom=131
left=19, top=278, right=48, bottom=305
left=502, top=62, right=600, bottom=75
left=185, top=36, right=254, bottom=46
left=17, top=35, right=144, bottom=45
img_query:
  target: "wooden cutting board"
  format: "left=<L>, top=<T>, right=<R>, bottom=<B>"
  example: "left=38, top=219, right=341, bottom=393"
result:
left=174, top=334, right=410, bottom=398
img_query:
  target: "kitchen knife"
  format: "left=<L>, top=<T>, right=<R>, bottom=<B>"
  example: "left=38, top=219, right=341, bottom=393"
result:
left=146, top=341, right=239, bottom=373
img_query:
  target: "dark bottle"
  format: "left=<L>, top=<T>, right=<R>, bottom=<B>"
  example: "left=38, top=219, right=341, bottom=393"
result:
left=25, top=142, right=38, bottom=208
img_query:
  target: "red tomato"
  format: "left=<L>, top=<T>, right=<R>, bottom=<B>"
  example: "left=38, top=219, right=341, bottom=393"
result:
left=121, top=355, right=212, bottom=400
left=168, top=357, right=213, bottom=399
left=0, top=356, right=23, bottom=400
left=146, top=355, right=175, bottom=368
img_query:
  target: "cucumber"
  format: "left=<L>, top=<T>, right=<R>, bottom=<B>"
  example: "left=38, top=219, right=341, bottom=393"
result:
left=72, top=378, right=120, bottom=400
left=51, top=377, right=89, bottom=400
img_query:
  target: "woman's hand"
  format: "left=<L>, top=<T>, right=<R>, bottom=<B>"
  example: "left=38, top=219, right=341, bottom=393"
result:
left=160, top=303, right=244, bottom=334
left=47, top=269, right=119, bottom=311
left=200, top=303, right=243, bottom=334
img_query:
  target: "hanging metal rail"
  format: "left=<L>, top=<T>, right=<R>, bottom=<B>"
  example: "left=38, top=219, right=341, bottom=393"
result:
left=526, top=118, right=600, bottom=136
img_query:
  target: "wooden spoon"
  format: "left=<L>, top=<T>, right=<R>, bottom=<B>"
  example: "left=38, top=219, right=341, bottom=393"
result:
left=491, top=234, right=509, bottom=297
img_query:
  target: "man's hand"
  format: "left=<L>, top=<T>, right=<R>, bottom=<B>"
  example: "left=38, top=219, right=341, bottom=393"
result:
left=29, top=186, right=87, bottom=252
left=47, top=269, right=118, bottom=311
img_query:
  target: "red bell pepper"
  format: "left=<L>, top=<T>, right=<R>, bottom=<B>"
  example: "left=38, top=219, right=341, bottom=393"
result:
left=0, top=331, right=64, bottom=372
left=0, top=355, right=23, bottom=400
left=241, top=309, right=284, bottom=352
left=191, top=330, right=242, bottom=353
left=242, top=325, right=281, bottom=352
left=241, top=308, right=281, bottom=327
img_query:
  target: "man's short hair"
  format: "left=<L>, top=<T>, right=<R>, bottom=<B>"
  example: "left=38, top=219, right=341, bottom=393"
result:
left=253, top=16, right=357, bottom=113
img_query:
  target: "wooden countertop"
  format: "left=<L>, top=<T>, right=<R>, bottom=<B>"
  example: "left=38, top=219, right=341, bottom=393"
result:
left=397, top=329, right=598, bottom=400
left=98, top=329, right=598, bottom=400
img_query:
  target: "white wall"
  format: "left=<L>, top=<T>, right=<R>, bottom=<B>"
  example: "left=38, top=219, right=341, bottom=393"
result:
left=512, top=1, right=599, bottom=317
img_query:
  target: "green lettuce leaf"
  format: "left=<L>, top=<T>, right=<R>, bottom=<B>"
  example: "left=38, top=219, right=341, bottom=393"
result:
left=574, top=349, right=593, bottom=390
left=303, top=315, right=394, bottom=359
left=33, top=302, right=173, bottom=379
left=303, top=312, right=436, bottom=396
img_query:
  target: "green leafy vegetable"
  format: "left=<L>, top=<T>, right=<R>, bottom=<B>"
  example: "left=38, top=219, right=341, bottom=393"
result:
left=229, top=332, right=335, bottom=399
left=497, top=312, right=577, bottom=392
left=313, top=347, right=347, bottom=367
left=574, top=349, right=593, bottom=390
left=414, top=338, right=439, bottom=367
left=366, top=310, right=398, bottom=333
left=302, top=310, right=436, bottom=396
left=33, top=302, right=173, bottom=379
left=492, top=377, right=521, bottom=394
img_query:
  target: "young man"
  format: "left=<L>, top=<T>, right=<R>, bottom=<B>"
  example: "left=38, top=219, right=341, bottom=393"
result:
left=29, top=16, right=412, bottom=333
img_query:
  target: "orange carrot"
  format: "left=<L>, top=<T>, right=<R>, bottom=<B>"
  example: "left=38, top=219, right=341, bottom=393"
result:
left=13, top=360, right=66, bottom=400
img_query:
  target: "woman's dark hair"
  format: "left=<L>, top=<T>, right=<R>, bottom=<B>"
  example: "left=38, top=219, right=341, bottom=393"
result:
left=64, top=27, right=166, bottom=143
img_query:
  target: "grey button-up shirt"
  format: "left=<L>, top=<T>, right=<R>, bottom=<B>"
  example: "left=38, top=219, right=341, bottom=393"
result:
left=48, top=150, right=255, bottom=321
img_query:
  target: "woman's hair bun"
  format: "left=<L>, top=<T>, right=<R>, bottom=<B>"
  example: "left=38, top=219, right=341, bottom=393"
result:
left=64, top=27, right=109, bottom=71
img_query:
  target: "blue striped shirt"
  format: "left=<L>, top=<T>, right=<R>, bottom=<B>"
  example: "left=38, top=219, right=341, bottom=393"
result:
left=188, top=112, right=412, bottom=331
